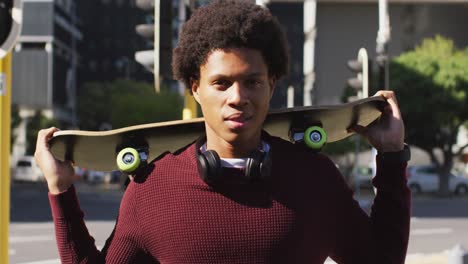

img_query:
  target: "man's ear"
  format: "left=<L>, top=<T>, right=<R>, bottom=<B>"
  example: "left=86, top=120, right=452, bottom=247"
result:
left=191, top=78, right=200, bottom=104
left=268, top=77, right=276, bottom=100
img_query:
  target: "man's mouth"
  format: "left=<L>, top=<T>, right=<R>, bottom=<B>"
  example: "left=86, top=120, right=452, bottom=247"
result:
left=225, top=114, right=252, bottom=129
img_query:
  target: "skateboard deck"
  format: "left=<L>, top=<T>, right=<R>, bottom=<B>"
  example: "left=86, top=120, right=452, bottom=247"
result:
left=49, top=96, right=387, bottom=172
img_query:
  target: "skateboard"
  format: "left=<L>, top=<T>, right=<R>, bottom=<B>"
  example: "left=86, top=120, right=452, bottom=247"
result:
left=49, top=96, right=387, bottom=173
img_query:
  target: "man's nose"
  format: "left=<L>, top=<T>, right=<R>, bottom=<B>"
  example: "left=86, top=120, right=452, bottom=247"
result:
left=227, top=82, right=248, bottom=107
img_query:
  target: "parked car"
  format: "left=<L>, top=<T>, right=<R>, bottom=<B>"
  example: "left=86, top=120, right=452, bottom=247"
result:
left=13, top=156, right=44, bottom=182
left=87, top=170, right=109, bottom=184
left=356, top=166, right=374, bottom=189
left=407, top=165, right=468, bottom=195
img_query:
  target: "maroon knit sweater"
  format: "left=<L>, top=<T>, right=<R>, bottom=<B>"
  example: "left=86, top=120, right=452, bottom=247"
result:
left=48, top=135, right=411, bottom=264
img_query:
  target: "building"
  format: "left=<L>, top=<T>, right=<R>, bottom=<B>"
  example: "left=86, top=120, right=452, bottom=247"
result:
left=76, top=0, right=151, bottom=83
left=265, top=0, right=468, bottom=106
left=10, top=0, right=154, bottom=159
left=11, top=0, right=82, bottom=159
left=260, top=0, right=468, bottom=175
left=12, top=0, right=81, bottom=125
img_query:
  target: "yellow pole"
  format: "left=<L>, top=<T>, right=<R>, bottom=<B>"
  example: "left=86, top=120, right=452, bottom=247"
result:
left=182, top=89, right=198, bottom=120
left=0, top=51, right=12, bottom=264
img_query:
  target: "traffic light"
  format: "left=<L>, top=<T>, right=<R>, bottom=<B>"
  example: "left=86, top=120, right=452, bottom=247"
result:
left=0, top=0, right=22, bottom=59
left=346, top=48, right=369, bottom=101
left=135, top=0, right=172, bottom=93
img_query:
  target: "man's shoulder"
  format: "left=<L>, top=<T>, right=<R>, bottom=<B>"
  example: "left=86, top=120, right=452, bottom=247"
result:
left=268, top=134, right=337, bottom=171
left=126, top=140, right=198, bottom=187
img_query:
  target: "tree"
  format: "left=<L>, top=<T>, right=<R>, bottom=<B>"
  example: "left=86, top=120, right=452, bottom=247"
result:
left=26, top=111, right=59, bottom=155
left=77, top=79, right=183, bottom=130
left=77, top=82, right=113, bottom=130
left=108, top=80, right=183, bottom=128
left=390, top=35, right=468, bottom=196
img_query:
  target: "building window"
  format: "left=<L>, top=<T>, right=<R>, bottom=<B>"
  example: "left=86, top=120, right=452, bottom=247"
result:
left=116, top=0, right=125, bottom=7
left=22, top=42, right=47, bottom=50
left=89, top=60, right=98, bottom=72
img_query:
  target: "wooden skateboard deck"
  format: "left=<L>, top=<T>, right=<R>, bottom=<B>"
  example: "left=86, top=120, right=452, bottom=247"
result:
left=49, top=96, right=387, bottom=172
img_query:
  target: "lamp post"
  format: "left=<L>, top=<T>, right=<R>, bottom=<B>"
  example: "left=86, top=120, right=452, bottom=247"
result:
left=376, top=0, right=390, bottom=90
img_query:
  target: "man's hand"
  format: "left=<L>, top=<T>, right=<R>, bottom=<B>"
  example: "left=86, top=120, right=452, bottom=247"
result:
left=34, top=127, right=75, bottom=194
left=351, top=90, right=405, bottom=152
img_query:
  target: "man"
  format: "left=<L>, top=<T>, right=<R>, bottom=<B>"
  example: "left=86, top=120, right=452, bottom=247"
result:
left=35, top=0, right=410, bottom=263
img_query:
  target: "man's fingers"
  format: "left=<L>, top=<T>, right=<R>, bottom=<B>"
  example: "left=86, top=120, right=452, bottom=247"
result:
left=374, top=90, right=402, bottom=120
left=35, top=127, right=59, bottom=154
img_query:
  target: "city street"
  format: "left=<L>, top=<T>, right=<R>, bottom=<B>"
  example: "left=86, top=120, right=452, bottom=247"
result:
left=9, top=181, right=468, bottom=263
left=9, top=181, right=123, bottom=264
left=2, top=0, right=467, bottom=263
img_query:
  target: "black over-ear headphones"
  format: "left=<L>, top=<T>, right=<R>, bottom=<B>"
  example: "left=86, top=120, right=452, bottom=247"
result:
left=195, top=137, right=272, bottom=184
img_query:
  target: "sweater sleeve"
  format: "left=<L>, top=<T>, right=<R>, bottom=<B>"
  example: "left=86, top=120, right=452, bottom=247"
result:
left=327, top=155, right=411, bottom=264
left=48, top=183, right=149, bottom=263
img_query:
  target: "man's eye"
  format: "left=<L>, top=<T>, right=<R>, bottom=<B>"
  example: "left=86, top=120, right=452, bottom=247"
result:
left=213, top=80, right=230, bottom=88
left=247, top=79, right=261, bottom=87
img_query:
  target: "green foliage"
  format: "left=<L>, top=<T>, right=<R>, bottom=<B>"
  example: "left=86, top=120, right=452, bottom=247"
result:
left=26, top=111, right=59, bottom=155
left=109, top=81, right=183, bottom=128
left=77, top=79, right=184, bottom=130
left=77, top=82, right=113, bottom=130
left=390, top=35, right=468, bottom=195
left=322, top=135, right=371, bottom=156
left=390, top=35, right=468, bottom=152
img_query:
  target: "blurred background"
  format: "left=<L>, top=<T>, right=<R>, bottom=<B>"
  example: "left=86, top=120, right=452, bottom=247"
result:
left=1, top=0, right=467, bottom=263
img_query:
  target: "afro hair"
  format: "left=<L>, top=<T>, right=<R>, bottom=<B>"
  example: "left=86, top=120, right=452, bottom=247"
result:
left=172, top=0, right=289, bottom=90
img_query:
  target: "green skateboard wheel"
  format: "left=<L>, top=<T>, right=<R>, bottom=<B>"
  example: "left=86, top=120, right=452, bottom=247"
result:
left=116, top=148, right=141, bottom=173
left=303, top=126, right=327, bottom=150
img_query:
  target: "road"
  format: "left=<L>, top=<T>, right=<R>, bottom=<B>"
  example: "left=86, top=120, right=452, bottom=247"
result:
left=9, top=181, right=122, bottom=264
left=409, top=197, right=468, bottom=254
left=9, top=181, right=468, bottom=263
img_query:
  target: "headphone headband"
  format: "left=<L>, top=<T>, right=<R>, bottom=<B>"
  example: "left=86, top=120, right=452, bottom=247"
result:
left=195, top=136, right=272, bottom=184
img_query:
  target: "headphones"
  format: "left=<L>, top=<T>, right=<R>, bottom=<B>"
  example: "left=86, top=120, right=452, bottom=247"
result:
left=195, top=137, right=272, bottom=184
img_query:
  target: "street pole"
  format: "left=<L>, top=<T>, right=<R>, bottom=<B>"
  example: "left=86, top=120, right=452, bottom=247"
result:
left=180, top=0, right=197, bottom=119
left=154, top=0, right=161, bottom=93
left=355, top=48, right=368, bottom=199
left=373, top=0, right=391, bottom=193
left=0, top=1, right=22, bottom=261
left=358, top=48, right=369, bottom=98
left=376, top=0, right=390, bottom=90
left=347, top=48, right=369, bottom=198
left=0, top=51, right=12, bottom=264
left=303, top=0, right=317, bottom=106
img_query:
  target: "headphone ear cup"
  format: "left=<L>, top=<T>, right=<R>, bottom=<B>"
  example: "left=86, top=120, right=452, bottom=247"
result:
left=245, top=150, right=266, bottom=182
left=197, top=152, right=209, bottom=182
left=259, top=151, right=272, bottom=181
left=198, top=150, right=222, bottom=183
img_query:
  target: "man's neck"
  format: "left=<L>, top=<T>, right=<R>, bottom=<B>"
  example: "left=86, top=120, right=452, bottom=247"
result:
left=205, top=130, right=262, bottom=158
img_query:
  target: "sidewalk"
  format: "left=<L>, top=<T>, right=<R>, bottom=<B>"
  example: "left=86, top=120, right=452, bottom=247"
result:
left=405, top=252, right=448, bottom=264
left=324, top=252, right=448, bottom=264
left=353, top=192, right=451, bottom=264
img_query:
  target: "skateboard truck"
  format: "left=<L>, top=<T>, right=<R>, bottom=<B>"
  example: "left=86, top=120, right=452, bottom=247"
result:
left=289, top=125, right=327, bottom=151
left=116, top=147, right=149, bottom=174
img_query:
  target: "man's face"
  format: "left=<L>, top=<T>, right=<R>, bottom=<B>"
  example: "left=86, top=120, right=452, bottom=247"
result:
left=192, top=47, right=275, bottom=147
